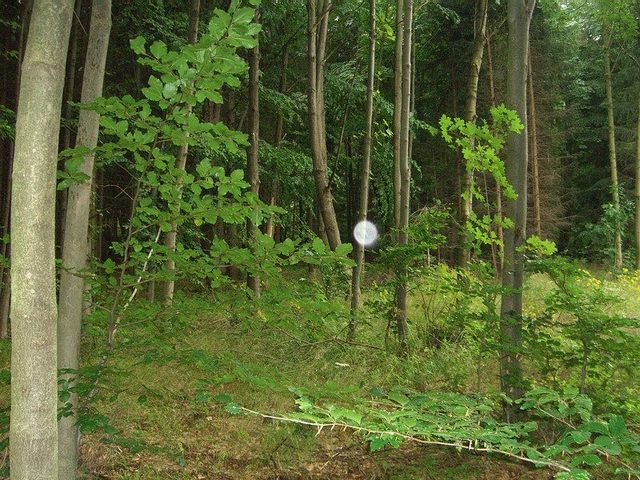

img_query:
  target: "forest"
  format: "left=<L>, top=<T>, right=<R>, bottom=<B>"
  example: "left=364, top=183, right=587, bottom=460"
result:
left=0, top=0, right=640, bottom=478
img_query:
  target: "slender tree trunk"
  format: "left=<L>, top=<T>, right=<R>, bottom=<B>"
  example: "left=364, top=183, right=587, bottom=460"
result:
left=57, top=0, right=82, bottom=258
left=0, top=0, right=33, bottom=340
left=636, top=95, right=640, bottom=270
left=349, top=0, right=376, bottom=340
left=392, top=0, right=404, bottom=236
left=307, top=0, right=341, bottom=250
left=528, top=52, right=541, bottom=238
left=265, top=46, right=288, bottom=238
left=10, top=0, right=75, bottom=478
left=159, top=0, right=200, bottom=304
left=459, top=0, right=489, bottom=268
left=604, top=39, right=623, bottom=269
left=57, top=1, right=111, bottom=477
left=246, top=10, right=261, bottom=297
left=395, top=0, right=413, bottom=356
left=499, top=0, right=535, bottom=420
left=487, top=34, right=504, bottom=271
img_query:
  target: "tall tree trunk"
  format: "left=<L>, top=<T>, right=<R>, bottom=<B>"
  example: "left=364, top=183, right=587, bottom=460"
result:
left=159, top=0, right=200, bottom=304
left=307, top=0, right=341, bottom=250
left=499, top=0, right=535, bottom=420
left=487, top=34, right=504, bottom=271
left=635, top=95, right=640, bottom=270
left=527, top=51, right=541, bottom=237
left=10, top=0, right=75, bottom=478
left=246, top=10, right=261, bottom=297
left=395, top=0, right=413, bottom=356
left=604, top=38, right=623, bottom=269
left=265, top=46, right=288, bottom=238
left=349, top=0, right=376, bottom=340
left=57, top=1, right=111, bottom=477
left=459, top=0, right=489, bottom=268
left=0, top=0, right=33, bottom=340
left=57, top=0, right=82, bottom=258
left=392, top=0, right=404, bottom=236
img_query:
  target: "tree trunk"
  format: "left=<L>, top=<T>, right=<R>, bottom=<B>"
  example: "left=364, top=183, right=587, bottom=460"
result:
left=395, top=0, right=413, bottom=356
left=527, top=51, right=541, bottom=238
left=487, top=34, right=504, bottom=271
left=459, top=0, right=489, bottom=268
left=265, top=46, right=288, bottom=239
left=499, top=0, right=535, bottom=420
left=636, top=96, right=640, bottom=270
left=57, top=1, right=111, bottom=477
left=57, top=0, right=82, bottom=258
left=604, top=39, right=623, bottom=269
left=307, top=0, right=341, bottom=250
left=246, top=10, right=261, bottom=297
left=159, top=0, right=200, bottom=304
left=10, top=0, right=75, bottom=478
left=392, top=0, right=404, bottom=236
left=349, top=0, right=376, bottom=340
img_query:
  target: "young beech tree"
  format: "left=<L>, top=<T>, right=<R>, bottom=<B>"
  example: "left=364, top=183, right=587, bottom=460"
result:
left=459, top=0, right=489, bottom=268
left=159, top=0, right=201, bottom=304
left=392, top=0, right=404, bottom=236
left=57, top=0, right=112, bottom=477
left=10, top=0, right=75, bottom=478
left=349, top=0, right=376, bottom=340
left=499, top=0, right=535, bottom=420
left=246, top=9, right=261, bottom=297
left=395, top=0, right=413, bottom=356
left=636, top=96, right=640, bottom=269
left=307, top=0, right=342, bottom=250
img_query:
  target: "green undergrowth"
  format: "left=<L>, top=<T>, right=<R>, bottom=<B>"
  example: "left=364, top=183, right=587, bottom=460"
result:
left=0, top=266, right=638, bottom=478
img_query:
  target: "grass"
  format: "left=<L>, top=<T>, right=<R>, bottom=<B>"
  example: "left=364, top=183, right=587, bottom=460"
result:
left=0, top=265, right=638, bottom=478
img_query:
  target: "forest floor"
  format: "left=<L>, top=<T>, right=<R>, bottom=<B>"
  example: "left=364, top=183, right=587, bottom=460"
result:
left=1, top=267, right=637, bottom=479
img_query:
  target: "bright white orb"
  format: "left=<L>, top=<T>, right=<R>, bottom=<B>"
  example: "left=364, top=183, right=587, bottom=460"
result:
left=353, top=220, right=379, bottom=247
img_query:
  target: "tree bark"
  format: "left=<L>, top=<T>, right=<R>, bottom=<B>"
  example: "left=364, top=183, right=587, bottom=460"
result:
left=499, top=0, right=535, bottom=420
left=307, top=0, right=342, bottom=250
left=527, top=51, right=541, bottom=237
left=10, top=0, right=75, bottom=478
left=395, top=0, right=413, bottom=356
left=349, top=0, right=376, bottom=340
left=486, top=34, right=504, bottom=272
left=159, top=0, right=200, bottom=304
left=635, top=95, right=640, bottom=270
left=392, top=0, right=404, bottom=236
left=604, top=39, right=623, bottom=269
left=57, top=1, right=111, bottom=477
left=459, top=0, right=489, bottom=268
left=246, top=10, right=261, bottom=297
left=265, top=45, right=288, bottom=239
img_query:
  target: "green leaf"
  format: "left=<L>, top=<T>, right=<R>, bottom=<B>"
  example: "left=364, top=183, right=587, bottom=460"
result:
left=312, top=237, right=326, bottom=254
left=335, top=243, right=353, bottom=256
left=150, top=40, right=168, bottom=59
left=130, top=36, right=146, bottom=54
left=224, top=402, right=242, bottom=415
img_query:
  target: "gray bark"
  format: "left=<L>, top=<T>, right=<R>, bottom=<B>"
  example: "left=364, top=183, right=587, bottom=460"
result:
left=395, top=0, right=413, bottom=356
left=499, top=0, right=535, bottom=419
left=392, top=0, right=404, bottom=236
left=159, top=0, right=200, bottom=304
left=349, top=0, right=376, bottom=340
left=57, top=1, right=111, bottom=477
left=246, top=10, right=261, bottom=297
left=307, top=0, right=342, bottom=250
left=604, top=40, right=623, bottom=269
left=459, top=0, right=489, bottom=268
left=10, top=0, right=75, bottom=478
left=635, top=96, right=640, bottom=269
left=528, top=52, right=541, bottom=237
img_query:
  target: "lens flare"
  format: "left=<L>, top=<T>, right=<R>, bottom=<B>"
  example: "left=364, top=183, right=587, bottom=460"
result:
left=353, top=220, right=378, bottom=247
